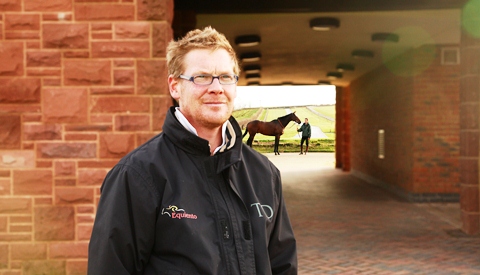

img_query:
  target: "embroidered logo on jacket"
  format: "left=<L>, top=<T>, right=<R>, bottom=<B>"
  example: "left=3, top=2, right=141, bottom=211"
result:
left=161, top=205, right=198, bottom=220
left=251, top=203, right=274, bottom=219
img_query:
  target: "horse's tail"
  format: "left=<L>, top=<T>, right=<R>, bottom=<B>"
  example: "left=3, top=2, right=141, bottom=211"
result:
left=242, top=123, right=249, bottom=138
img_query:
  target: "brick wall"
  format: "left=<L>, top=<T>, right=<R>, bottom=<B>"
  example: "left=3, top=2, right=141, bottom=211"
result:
left=350, top=44, right=460, bottom=201
left=0, top=0, right=174, bottom=273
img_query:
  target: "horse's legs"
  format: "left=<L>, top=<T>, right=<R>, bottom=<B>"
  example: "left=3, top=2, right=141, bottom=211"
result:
left=274, top=136, right=280, bottom=155
left=247, top=133, right=256, bottom=147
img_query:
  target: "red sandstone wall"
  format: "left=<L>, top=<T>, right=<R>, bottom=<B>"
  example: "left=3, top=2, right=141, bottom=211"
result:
left=350, top=45, right=460, bottom=198
left=0, top=0, right=174, bottom=273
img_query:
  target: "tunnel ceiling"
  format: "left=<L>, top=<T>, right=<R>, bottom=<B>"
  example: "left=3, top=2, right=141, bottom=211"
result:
left=173, top=0, right=466, bottom=87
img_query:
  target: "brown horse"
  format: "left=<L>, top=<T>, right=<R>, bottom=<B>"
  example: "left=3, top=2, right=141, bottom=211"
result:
left=242, top=112, right=301, bottom=155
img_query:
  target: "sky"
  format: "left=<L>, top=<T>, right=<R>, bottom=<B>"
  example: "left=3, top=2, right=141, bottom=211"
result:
left=234, top=85, right=336, bottom=110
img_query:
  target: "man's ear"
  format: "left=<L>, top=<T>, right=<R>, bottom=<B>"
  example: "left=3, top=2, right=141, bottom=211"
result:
left=168, top=75, right=180, bottom=100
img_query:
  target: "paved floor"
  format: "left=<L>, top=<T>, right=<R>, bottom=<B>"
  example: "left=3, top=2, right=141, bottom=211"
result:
left=265, top=153, right=480, bottom=275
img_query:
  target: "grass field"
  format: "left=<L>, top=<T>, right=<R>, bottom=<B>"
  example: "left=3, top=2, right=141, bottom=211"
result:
left=232, top=105, right=336, bottom=153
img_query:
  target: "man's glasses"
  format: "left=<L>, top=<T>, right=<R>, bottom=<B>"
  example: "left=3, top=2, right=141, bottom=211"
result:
left=179, top=74, right=239, bottom=85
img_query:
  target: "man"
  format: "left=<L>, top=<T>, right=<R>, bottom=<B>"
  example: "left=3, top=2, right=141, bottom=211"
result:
left=297, top=118, right=311, bottom=155
left=88, top=27, right=297, bottom=275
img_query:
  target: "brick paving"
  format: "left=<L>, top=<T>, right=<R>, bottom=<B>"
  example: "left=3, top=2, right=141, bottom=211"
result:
left=266, top=153, right=480, bottom=275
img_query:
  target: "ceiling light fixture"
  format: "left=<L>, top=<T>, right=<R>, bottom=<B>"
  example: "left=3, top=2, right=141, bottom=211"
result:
left=247, top=81, right=260, bottom=86
left=235, top=35, right=261, bottom=47
left=245, top=73, right=261, bottom=80
left=310, top=17, right=340, bottom=31
left=371, top=32, right=399, bottom=43
left=336, top=63, right=355, bottom=72
left=318, top=80, right=332, bottom=85
left=352, top=50, right=374, bottom=59
left=327, top=72, right=343, bottom=79
left=243, top=64, right=261, bottom=74
left=240, top=52, right=261, bottom=62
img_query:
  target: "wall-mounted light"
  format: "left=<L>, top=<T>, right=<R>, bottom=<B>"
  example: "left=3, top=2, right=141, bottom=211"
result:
left=352, top=50, right=374, bottom=59
left=327, top=72, right=342, bottom=79
left=336, top=63, right=355, bottom=72
left=243, top=64, right=261, bottom=74
left=310, top=17, right=340, bottom=31
left=245, top=73, right=261, bottom=80
left=240, top=52, right=261, bottom=62
left=318, top=80, right=332, bottom=85
left=235, top=35, right=261, bottom=47
left=371, top=33, right=399, bottom=43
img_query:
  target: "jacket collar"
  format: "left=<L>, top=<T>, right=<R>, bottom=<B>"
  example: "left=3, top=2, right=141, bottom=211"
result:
left=163, top=107, right=243, bottom=164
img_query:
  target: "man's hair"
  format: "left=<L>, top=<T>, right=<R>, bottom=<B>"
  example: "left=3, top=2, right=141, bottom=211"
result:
left=166, top=26, right=240, bottom=78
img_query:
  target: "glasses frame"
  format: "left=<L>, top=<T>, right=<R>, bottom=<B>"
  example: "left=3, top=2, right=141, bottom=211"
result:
left=179, top=74, right=239, bottom=85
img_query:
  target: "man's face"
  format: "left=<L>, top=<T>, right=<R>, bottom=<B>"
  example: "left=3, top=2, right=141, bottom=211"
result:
left=305, top=119, right=308, bottom=124
left=169, top=49, right=237, bottom=130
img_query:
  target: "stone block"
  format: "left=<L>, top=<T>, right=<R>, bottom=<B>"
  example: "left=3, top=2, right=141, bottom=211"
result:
left=27, top=51, right=61, bottom=67
left=50, top=242, right=88, bottom=259
left=11, top=244, right=47, bottom=260
left=55, top=187, right=93, bottom=204
left=152, top=96, right=172, bottom=131
left=13, top=170, right=52, bottom=195
left=5, top=14, right=40, bottom=30
left=78, top=169, right=107, bottom=186
left=0, top=78, right=41, bottom=103
left=43, top=88, right=88, bottom=123
left=43, top=23, right=88, bottom=49
left=0, top=114, right=21, bottom=149
left=77, top=225, right=92, bottom=241
left=23, top=124, right=62, bottom=140
left=99, top=133, right=135, bottom=158
left=64, top=60, right=111, bottom=86
left=114, top=69, right=134, bottom=86
left=0, top=198, right=31, bottom=214
left=91, top=41, right=149, bottom=58
left=90, top=87, right=134, bottom=95
left=115, top=114, right=150, bottom=131
left=0, top=41, right=23, bottom=76
left=115, top=22, right=150, bottom=39
left=137, top=0, right=173, bottom=22
left=152, top=22, right=172, bottom=58
left=0, top=0, right=20, bottom=11
left=137, top=60, right=168, bottom=95
left=0, top=179, right=10, bottom=195
left=5, top=30, right=40, bottom=40
left=67, top=260, right=88, bottom=275
left=54, top=161, right=76, bottom=177
left=22, top=260, right=66, bottom=275
left=37, top=142, right=96, bottom=159
left=0, top=244, right=6, bottom=268
left=25, top=0, right=72, bottom=11
left=91, top=23, right=111, bottom=31
left=91, top=96, right=150, bottom=113
left=0, top=150, right=35, bottom=168
left=27, top=68, right=61, bottom=77
left=75, top=4, right=134, bottom=21
left=34, top=206, right=74, bottom=241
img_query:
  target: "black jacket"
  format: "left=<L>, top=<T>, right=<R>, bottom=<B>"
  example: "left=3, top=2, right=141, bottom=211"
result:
left=88, top=107, right=297, bottom=275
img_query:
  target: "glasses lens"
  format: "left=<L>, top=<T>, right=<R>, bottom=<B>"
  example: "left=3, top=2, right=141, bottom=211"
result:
left=193, top=75, right=213, bottom=85
left=219, top=74, right=235, bottom=84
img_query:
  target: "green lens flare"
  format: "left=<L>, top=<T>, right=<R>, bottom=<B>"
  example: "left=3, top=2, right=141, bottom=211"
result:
left=381, top=26, right=436, bottom=77
left=462, top=0, right=480, bottom=38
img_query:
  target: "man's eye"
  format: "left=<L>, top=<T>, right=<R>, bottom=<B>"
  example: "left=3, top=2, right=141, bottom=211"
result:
left=220, top=75, right=233, bottom=80
left=195, top=75, right=210, bottom=79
